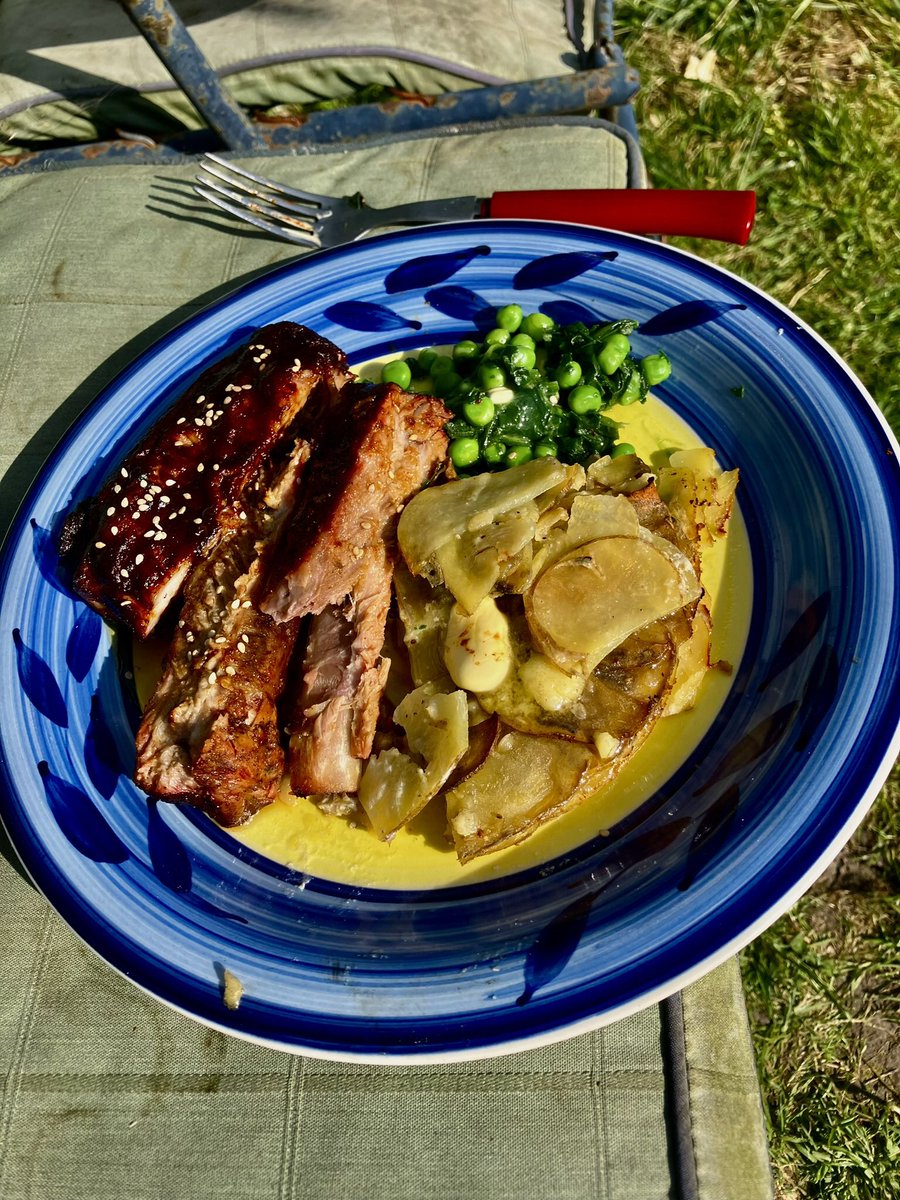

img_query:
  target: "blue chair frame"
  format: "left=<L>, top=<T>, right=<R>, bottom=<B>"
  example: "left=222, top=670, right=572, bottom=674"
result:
left=2, top=0, right=640, bottom=175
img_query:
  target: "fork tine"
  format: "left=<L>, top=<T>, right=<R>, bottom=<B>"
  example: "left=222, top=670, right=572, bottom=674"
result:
left=193, top=185, right=322, bottom=248
left=201, top=153, right=335, bottom=207
left=196, top=174, right=320, bottom=232
left=198, top=161, right=326, bottom=219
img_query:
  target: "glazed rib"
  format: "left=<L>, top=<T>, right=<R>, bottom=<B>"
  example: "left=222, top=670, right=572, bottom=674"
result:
left=267, top=382, right=450, bottom=794
left=134, top=440, right=308, bottom=826
left=61, top=322, right=350, bottom=638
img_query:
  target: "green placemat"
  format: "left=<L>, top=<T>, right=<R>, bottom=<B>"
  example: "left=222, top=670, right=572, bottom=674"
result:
left=0, top=126, right=773, bottom=1200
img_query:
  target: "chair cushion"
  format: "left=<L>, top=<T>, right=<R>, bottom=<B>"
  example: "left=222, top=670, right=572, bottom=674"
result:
left=0, top=0, right=584, bottom=151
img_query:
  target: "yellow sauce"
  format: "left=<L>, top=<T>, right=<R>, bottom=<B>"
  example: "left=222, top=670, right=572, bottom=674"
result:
left=218, top=393, right=753, bottom=890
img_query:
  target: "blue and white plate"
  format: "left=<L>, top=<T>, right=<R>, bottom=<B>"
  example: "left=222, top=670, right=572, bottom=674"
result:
left=1, top=222, right=898, bottom=1061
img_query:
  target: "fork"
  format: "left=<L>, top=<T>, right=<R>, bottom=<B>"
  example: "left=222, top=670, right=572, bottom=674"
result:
left=193, top=154, right=757, bottom=248
left=194, top=154, right=479, bottom=249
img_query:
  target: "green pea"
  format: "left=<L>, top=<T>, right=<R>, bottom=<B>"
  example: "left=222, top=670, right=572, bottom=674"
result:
left=534, top=440, right=558, bottom=458
left=508, top=344, right=536, bottom=371
left=598, top=333, right=631, bottom=376
left=505, top=445, right=534, bottom=467
left=417, top=348, right=437, bottom=371
left=641, top=352, right=672, bottom=387
left=380, top=359, right=412, bottom=390
left=554, top=359, right=582, bottom=389
left=495, top=304, right=524, bottom=332
left=511, top=332, right=535, bottom=349
left=568, top=384, right=603, bottom=414
left=617, top=369, right=643, bottom=406
left=478, top=362, right=507, bottom=392
left=483, top=442, right=507, bottom=465
left=449, top=437, right=481, bottom=469
left=611, top=442, right=637, bottom=459
left=429, top=353, right=455, bottom=376
left=484, top=327, right=511, bottom=347
left=463, top=395, right=495, bottom=427
left=452, top=339, right=481, bottom=364
left=520, top=312, right=556, bottom=341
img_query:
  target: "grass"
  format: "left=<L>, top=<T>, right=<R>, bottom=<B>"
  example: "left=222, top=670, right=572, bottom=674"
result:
left=614, top=3, right=900, bottom=1195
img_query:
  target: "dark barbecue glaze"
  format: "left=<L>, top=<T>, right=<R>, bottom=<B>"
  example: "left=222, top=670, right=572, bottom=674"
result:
left=62, top=322, right=350, bottom=638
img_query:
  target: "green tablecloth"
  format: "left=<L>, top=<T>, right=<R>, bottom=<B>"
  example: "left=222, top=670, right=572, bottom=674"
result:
left=0, top=124, right=774, bottom=1200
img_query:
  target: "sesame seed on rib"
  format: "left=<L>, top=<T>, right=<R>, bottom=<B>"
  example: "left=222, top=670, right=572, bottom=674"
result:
left=59, top=323, right=351, bottom=639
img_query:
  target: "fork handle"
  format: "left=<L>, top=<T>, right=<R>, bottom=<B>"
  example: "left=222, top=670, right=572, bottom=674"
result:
left=485, top=189, right=756, bottom=246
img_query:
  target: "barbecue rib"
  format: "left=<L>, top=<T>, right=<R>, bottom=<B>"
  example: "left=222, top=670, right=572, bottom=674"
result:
left=266, top=382, right=450, bottom=795
left=134, top=439, right=309, bottom=826
left=61, top=322, right=350, bottom=638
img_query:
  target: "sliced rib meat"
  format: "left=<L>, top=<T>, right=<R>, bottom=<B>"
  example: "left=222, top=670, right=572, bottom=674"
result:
left=285, top=544, right=392, bottom=795
left=263, top=382, right=450, bottom=622
left=61, top=322, right=350, bottom=638
left=134, top=439, right=308, bottom=826
left=267, top=382, right=450, bottom=795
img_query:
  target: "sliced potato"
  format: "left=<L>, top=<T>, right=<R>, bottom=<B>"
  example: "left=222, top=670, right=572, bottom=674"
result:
left=586, top=452, right=655, bottom=495
left=444, top=713, right=500, bottom=789
left=358, top=684, right=468, bottom=839
left=526, top=532, right=701, bottom=670
left=663, top=601, right=713, bottom=716
left=657, top=448, right=738, bottom=549
left=480, top=609, right=678, bottom=744
left=397, top=458, right=583, bottom=593
left=529, top=492, right=639, bottom=582
left=435, top=502, right=538, bottom=613
left=387, top=449, right=735, bottom=863
left=393, top=559, right=455, bottom=692
left=448, top=622, right=684, bottom=862
left=446, top=729, right=599, bottom=862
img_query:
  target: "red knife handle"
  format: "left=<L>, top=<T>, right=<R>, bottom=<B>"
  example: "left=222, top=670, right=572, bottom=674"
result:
left=485, top=189, right=756, bottom=246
